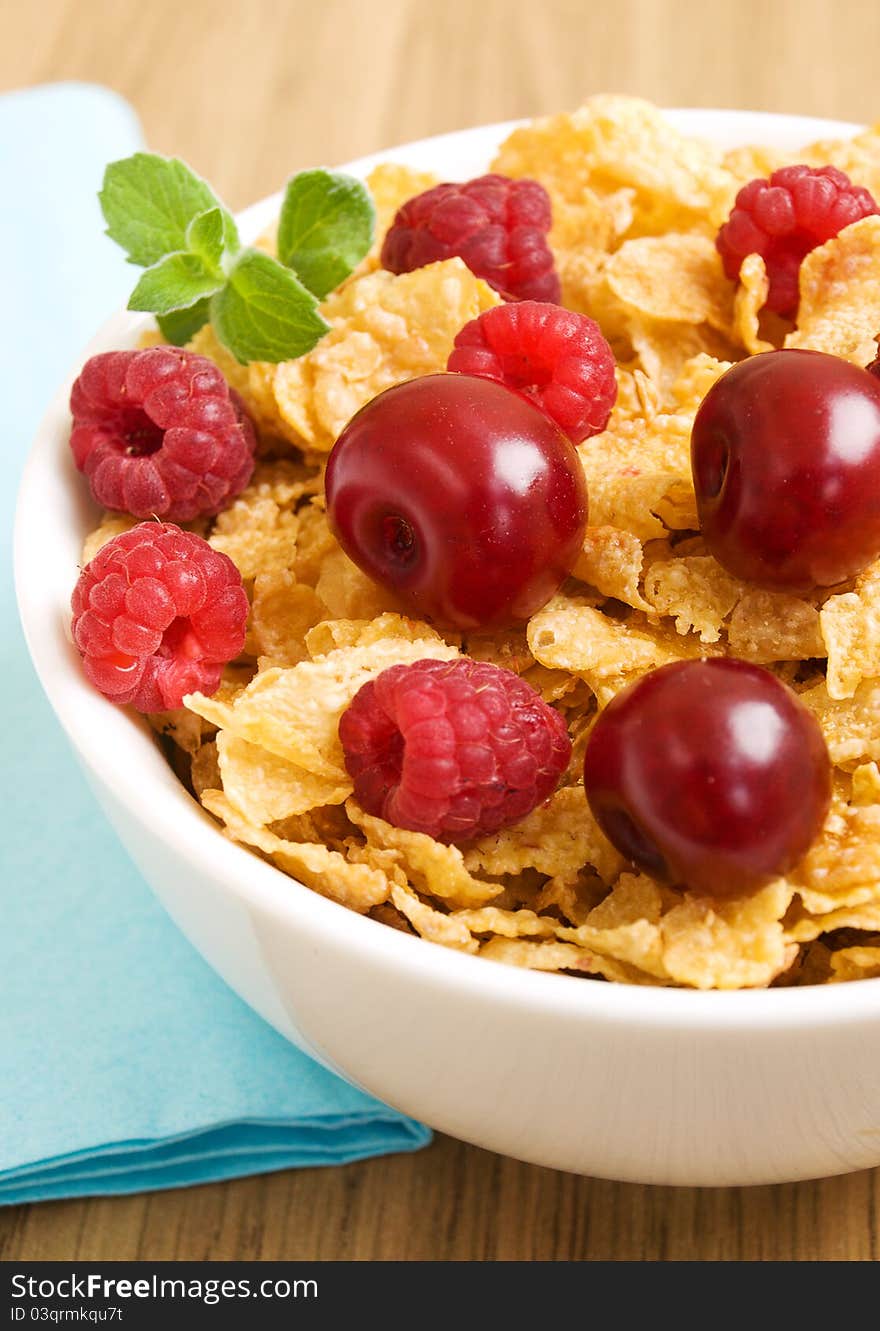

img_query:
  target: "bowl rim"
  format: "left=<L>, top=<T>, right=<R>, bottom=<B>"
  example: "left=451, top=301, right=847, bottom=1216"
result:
left=15, top=105, right=880, bottom=1031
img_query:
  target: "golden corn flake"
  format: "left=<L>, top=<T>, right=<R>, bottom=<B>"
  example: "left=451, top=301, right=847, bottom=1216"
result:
left=577, top=416, right=694, bottom=541
left=659, top=880, right=794, bottom=990
left=451, top=906, right=557, bottom=939
left=305, top=611, right=443, bottom=659
left=785, top=216, right=880, bottom=365
left=390, top=884, right=478, bottom=952
left=790, top=795, right=880, bottom=916
left=527, top=597, right=688, bottom=700
left=727, top=588, right=825, bottom=663
left=820, top=561, right=880, bottom=699
left=209, top=495, right=299, bottom=581
left=535, top=872, right=606, bottom=926
left=251, top=570, right=325, bottom=669
left=203, top=791, right=388, bottom=913
left=667, top=352, right=731, bottom=413
left=630, top=317, right=737, bottom=392
left=479, top=937, right=601, bottom=973
left=643, top=555, right=743, bottom=643
left=830, top=946, right=880, bottom=982
left=272, top=259, right=500, bottom=451
left=784, top=900, right=880, bottom=944
left=722, top=142, right=789, bottom=185
left=732, top=253, right=774, bottom=355
left=801, top=680, right=880, bottom=769
left=852, top=762, right=880, bottom=806
left=315, top=546, right=403, bottom=619
left=558, top=873, right=669, bottom=979
left=216, top=731, right=350, bottom=826
left=492, top=95, right=735, bottom=238
left=574, top=525, right=649, bottom=610
left=605, top=234, right=734, bottom=333
left=292, top=502, right=337, bottom=587
left=463, top=785, right=624, bottom=884
left=347, top=800, right=500, bottom=908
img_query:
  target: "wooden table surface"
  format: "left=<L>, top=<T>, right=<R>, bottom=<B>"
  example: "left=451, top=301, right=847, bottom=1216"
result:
left=4, top=0, right=880, bottom=1263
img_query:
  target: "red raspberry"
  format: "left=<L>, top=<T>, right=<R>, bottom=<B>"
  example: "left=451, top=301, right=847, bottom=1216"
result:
left=69, top=347, right=257, bottom=522
left=380, top=174, right=560, bottom=303
left=71, top=522, right=248, bottom=713
left=339, top=657, right=571, bottom=842
left=716, top=165, right=879, bottom=317
left=447, top=301, right=617, bottom=444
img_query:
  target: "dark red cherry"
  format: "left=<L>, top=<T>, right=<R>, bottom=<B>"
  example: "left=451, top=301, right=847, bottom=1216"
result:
left=324, top=374, right=588, bottom=630
left=582, top=658, right=831, bottom=897
left=691, top=349, right=880, bottom=590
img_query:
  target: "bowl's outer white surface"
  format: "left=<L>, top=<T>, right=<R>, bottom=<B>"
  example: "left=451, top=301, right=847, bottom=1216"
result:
left=16, top=109, right=880, bottom=1187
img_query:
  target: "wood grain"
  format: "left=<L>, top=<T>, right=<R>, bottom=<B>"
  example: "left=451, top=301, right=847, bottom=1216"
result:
left=3, top=0, right=880, bottom=1262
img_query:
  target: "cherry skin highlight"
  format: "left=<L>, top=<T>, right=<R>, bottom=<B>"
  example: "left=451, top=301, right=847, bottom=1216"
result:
left=691, top=349, right=880, bottom=590
left=582, top=658, right=832, bottom=897
left=324, top=373, right=589, bottom=630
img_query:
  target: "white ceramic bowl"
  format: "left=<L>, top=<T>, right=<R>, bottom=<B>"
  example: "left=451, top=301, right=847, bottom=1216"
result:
left=16, top=110, right=880, bottom=1188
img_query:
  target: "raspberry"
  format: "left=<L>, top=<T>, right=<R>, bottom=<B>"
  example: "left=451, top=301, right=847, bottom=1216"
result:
left=716, top=165, right=879, bottom=317
left=69, top=347, right=257, bottom=522
left=447, top=301, right=617, bottom=444
left=339, top=657, right=571, bottom=842
left=380, top=174, right=560, bottom=303
left=71, top=522, right=248, bottom=713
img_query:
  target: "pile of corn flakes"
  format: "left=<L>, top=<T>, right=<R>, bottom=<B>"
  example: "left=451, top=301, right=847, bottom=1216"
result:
left=85, top=97, right=880, bottom=989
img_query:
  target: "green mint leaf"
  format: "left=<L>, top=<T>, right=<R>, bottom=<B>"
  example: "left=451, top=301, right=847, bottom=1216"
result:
left=185, top=206, right=239, bottom=276
left=128, top=252, right=224, bottom=315
left=156, top=300, right=212, bottom=345
left=210, top=248, right=330, bottom=364
left=100, top=153, right=223, bottom=267
left=277, top=168, right=375, bottom=298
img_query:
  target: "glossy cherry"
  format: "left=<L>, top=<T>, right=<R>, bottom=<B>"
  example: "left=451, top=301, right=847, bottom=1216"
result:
left=324, top=374, right=588, bottom=630
left=691, top=349, right=880, bottom=590
left=582, top=658, right=831, bottom=897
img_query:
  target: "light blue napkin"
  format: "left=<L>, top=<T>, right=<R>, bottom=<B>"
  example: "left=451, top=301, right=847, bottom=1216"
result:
left=1, top=82, right=430, bottom=1205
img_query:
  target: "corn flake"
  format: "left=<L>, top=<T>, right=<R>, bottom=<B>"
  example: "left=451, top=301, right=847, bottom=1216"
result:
left=479, top=937, right=601, bottom=973
left=830, top=946, right=880, bottom=982
left=820, top=561, right=880, bottom=699
left=206, top=791, right=389, bottom=911
left=574, top=525, right=649, bottom=610
left=732, top=253, right=774, bottom=354
left=463, top=785, right=624, bottom=884
left=492, top=95, right=735, bottom=238
left=644, top=555, right=743, bottom=642
left=660, top=880, right=794, bottom=989
left=251, top=570, right=325, bottom=668
left=785, top=216, right=880, bottom=365
left=216, top=731, right=350, bottom=826
left=727, top=588, right=825, bottom=663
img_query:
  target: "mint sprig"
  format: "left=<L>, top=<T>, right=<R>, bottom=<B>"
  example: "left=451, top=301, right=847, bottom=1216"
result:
left=100, top=154, right=224, bottom=268
left=278, top=169, right=375, bottom=299
left=212, top=251, right=330, bottom=364
left=100, top=153, right=373, bottom=365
